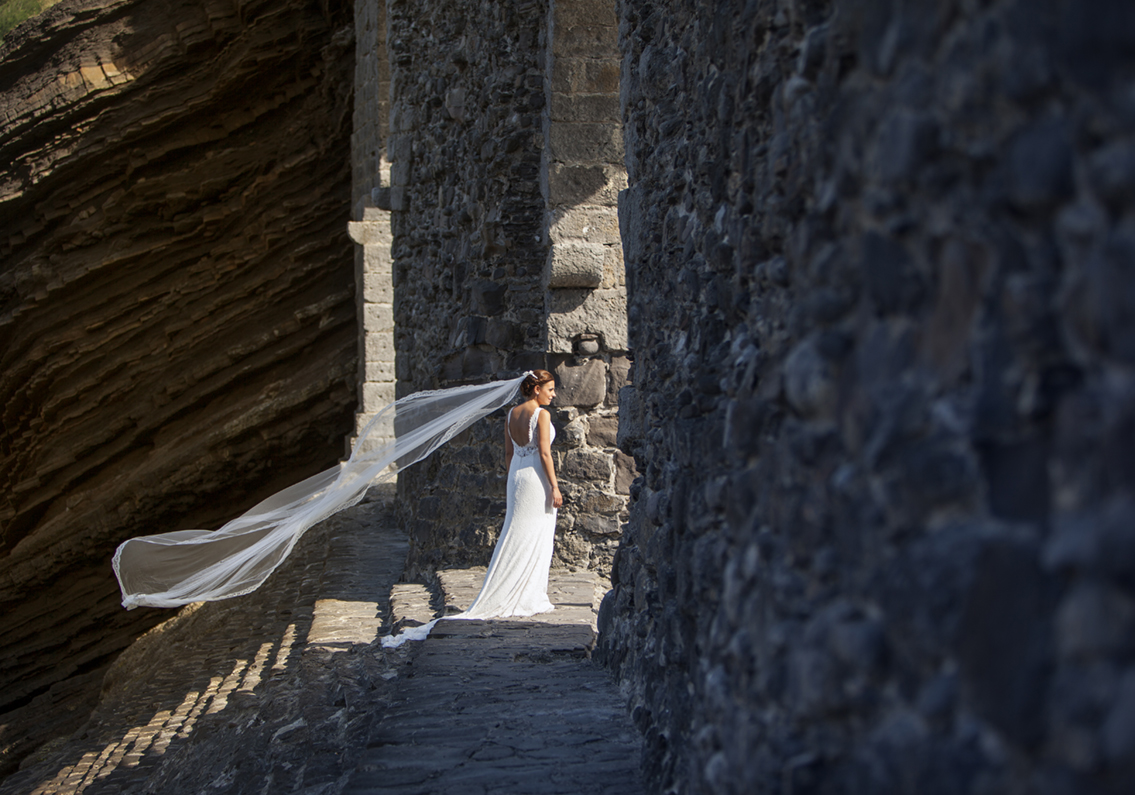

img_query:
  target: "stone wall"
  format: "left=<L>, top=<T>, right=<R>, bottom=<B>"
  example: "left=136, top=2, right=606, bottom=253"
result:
left=0, top=0, right=356, bottom=776
left=382, top=0, right=632, bottom=575
left=347, top=0, right=396, bottom=453
left=599, top=1, right=1135, bottom=793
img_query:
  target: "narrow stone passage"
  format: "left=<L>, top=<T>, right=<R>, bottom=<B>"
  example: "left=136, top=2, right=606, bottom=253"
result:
left=1, top=488, right=643, bottom=795
left=347, top=569, right=643, bottom=795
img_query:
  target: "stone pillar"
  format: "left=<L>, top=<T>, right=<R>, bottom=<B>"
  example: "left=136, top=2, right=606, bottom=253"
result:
left=541, top=0, right=634, bottom=572
left=347, top=210, right=395, bottom=453
left=349, top=0, right=394, bottom=454
left=543, top=0, right=627, bottom=354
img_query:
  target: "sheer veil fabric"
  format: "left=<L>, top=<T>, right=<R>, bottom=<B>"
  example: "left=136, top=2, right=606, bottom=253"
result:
left=113, top=374, right=531, bottom=610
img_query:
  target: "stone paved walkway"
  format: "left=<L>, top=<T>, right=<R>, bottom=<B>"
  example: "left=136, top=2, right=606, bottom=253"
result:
left=0, top=487, right=643, bottom=795
left=346, top=569, right=642, bottom=795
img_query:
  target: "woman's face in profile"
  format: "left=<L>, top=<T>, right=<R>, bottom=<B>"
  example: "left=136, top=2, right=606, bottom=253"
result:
left=535, top=381, right=556, bottom=405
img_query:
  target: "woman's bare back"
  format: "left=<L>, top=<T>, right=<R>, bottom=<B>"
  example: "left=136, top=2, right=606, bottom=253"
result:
left=509, top=404, right=540, bottom=446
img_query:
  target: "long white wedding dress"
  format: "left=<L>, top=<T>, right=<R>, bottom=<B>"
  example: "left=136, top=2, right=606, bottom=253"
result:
left=461, top=405, right=557, bottom=618
left=381, top=405, right=557, bottom=646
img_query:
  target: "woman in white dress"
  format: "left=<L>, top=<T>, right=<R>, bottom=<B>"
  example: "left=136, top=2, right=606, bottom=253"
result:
left=461, top=369, right=562, bottom=619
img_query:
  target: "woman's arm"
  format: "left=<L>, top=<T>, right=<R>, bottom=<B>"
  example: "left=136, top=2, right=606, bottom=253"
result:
left=504, top=410, right=515, bottom=471
left=536, top=410, right=563, bottom=509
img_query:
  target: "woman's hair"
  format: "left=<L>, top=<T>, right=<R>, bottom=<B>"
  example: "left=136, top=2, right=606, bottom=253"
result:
left=521, top=369, right=554, bottom=399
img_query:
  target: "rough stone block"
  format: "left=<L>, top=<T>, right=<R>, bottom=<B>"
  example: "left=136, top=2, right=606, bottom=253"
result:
left=587, top=415, right=619, bottom=447
left=602, top=244, right=625, bottom=289
left=613, top=450, right=636, bottom=495
left=371, top=186, right=392, bottom=210
left=550, top=206, right=621, bottom=246
left=364, top=303, right=394, bottom=333
left=472, top=280, right=507, bottom=314
left=553, top=24, right=619, bottom=58
left=607, top=356, right=631, bottom=398
left=391, top=160, right=411, bottom=186
left=363, top=269, right=392, bottom=303
left=548, top=163, right=625, bottom=207
left=547, top=289, right=628, bottom=353
left=549, top=123, right=624, bottom=165
left=783, top=337, right=836, bottom=418
left=363, top=358, right=395, bottom=382
left=551, top=93, right=621, bottom=124
left=576, top=513, right=621, bottom=536
left=555, top=357, right=607, bottom=407
left=389, top=133, right=412, bottom=162
left=347, top=216, right=391, bottom=246
left=554, top=0, right=618, bottom=28
left=362, top=380, right=396, bottom=412
left=79, top=64, right=110, bottom=90
left=562, top=449, right=614, bottom=482
left=547, top=241, right=606, bottom=288
left=389, top=185, right=406, bottom=211
left=485, top=319, right=523, bottom=349
left=364, top=331, right=394, bottom=361
left=551, top=58, right=620, bottom=95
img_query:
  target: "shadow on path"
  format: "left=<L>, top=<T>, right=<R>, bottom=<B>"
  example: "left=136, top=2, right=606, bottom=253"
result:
left=1, top=487, right=644, bottom=795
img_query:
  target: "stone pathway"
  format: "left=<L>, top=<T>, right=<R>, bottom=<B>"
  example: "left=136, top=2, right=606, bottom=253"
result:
left=346, top=569, right=642, bottom=795
left=0, top=487, right=643, bottom=795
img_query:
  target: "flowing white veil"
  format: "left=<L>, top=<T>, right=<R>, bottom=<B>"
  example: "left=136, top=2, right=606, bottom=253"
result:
left=113, top=374, right=529, bottom=609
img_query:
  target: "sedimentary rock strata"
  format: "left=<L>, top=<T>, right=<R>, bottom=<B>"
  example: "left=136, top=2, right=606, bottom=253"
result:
left=0, top=0, right=356, bottom=775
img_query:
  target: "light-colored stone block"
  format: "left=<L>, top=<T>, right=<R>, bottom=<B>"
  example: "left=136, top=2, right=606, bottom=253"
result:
left=552, top=24, right=619, bottom=58
left=365, top=331, right=394, bottom=361
left=364, top=302, right=394, bottom=333
left=550, top=205, right=621, bottom=246
left=551, top=58, right=620, bottom=95
left=602, top=243, right=625, bottom=289
left=347, top=216, right=391, bottom=246
left=554, top=0, right=619, bottom=28
left=549, top=123, right=624, bottom=165
left=547, top=241, right=606, bottom=288
left=547, top=163, right=626, bottom=207
left=364, top=358, right=396, bottom=382
left=555, top=357, right=607, bottom=407
left=550, top=93, right=620, bottom=124
left=363, top=381, right=397, bottom=412
left=546, top=288, right=628, bottom=353
left=363, top=269, right=392, bottom=303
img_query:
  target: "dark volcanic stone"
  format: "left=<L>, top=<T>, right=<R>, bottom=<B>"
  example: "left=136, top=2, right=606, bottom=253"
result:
left=956, top=535, right=1054, bottom=747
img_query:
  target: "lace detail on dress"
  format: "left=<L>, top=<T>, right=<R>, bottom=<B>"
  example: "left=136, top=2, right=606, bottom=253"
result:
left=511, top=407, right=551, bottom=460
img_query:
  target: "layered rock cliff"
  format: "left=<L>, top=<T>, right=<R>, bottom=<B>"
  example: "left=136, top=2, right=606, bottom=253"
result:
left=0, top=0, right=356, bottom=776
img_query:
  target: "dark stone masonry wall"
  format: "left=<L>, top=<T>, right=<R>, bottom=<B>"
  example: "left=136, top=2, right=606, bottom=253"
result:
left=388, top=0, right=552, bottom=572
left=599, top=1, right=1135, bottom=793
left=389, top=0, right=631, bottom=576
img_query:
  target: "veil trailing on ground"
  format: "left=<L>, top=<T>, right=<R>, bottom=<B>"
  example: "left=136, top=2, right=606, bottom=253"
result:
left=113, top=374, right=530, bottom=609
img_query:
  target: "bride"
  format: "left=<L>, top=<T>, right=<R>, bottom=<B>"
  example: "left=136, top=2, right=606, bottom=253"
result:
left=114, top=368, right=565, bottom=638
left=461, top=369, right=562, bottom=619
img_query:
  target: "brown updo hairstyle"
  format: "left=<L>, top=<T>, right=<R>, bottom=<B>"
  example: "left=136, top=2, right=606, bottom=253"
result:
left=520, top=369, right=554, bottom=399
